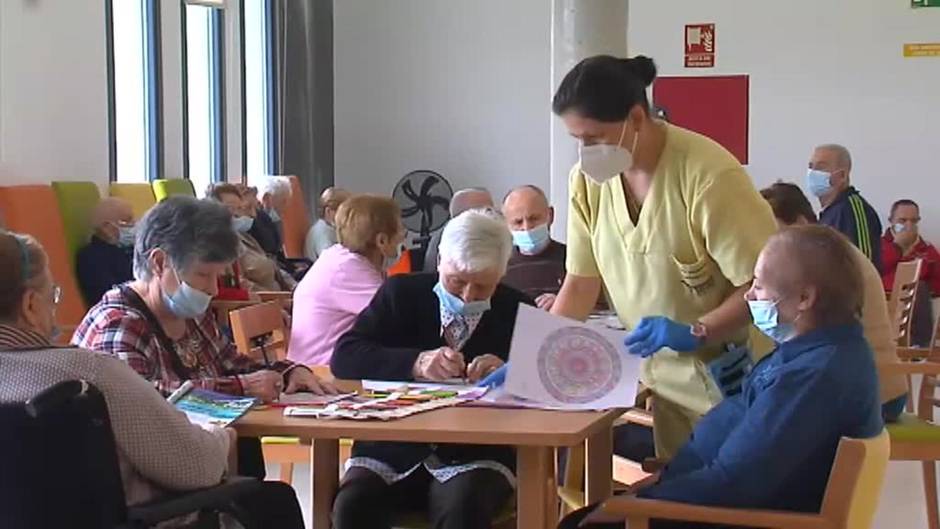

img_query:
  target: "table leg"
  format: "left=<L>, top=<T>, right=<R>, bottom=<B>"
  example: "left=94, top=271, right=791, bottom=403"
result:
left=517, top=445, right=556, bottom=529
left=585, top=427, right=613, bottom=505
left=310, top=438, right=339, bottom=529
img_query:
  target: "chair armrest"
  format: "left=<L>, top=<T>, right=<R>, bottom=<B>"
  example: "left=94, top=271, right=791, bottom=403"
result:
left=600, top=497, right=832, bottom=529
left=126, top=476, right=262, bottom=526
left=615, top=408, right=654, bottom=428
left=878, top=361, right=940, bottom=376
left=897, top=347, right=932, bottom=361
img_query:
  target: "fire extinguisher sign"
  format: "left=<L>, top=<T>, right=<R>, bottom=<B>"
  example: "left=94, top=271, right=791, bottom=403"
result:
left=685, top=23, right=716, bottom=68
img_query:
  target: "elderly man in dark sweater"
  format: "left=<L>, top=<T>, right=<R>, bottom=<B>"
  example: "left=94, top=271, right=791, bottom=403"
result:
left=76, top=197, right=135, bottom=306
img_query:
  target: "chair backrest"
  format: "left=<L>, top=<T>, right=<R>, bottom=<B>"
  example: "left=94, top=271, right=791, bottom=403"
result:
left=0, top=380, right=127, bottom=528
left=110, top=182, right=157, bottom=220
left=281, top=175, right=311, bottom=259
left=888, top=259, right=923, bottom=347
left=152, top=178, right=196, bottom=201
left=818, top=430, right=890, bottom=529
left=0, top=185, right=89, bottom=325
left=388, top=248, right=413, bottom=277
left=229, top=301, right=288, bottom=362
left=51, top=181, right=102, bottom=268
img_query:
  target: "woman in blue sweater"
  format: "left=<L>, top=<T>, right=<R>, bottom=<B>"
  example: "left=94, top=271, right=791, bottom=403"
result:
left=563, top=225, right=883, bottom=529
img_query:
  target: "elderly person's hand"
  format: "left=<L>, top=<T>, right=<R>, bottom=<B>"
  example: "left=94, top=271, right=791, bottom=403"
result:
left=241, top=370, right=282, bottom=403
left=535, top=293, right=557, bottom=311
left=413, top=347, right=466, bottom=381
left=284, top=367, right=338, bottom=395
left=466, top=354, right=504, bottom=383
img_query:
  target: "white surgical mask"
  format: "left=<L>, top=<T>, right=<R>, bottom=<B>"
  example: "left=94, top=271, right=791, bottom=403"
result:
left=117, top=225, right=136, bottom=248
left=162, top=268, right=213, bottom=320
left=893, top=223, right=907, bottom=234
left=747, top=298, right=796, bottom=344
left=579, top=121, right=638, bottom=184
left=232, top=216, right=254, bottom=234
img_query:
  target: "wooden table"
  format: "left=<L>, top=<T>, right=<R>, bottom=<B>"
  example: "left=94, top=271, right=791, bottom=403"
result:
left=235, top=404, right=622, bottom=529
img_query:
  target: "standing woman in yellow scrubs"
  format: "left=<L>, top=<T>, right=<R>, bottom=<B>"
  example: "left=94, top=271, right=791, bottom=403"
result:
left=552, top=56, right=777, bottom=458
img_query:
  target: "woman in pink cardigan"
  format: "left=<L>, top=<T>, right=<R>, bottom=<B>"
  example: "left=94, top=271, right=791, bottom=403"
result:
left=288, top=195, right=405, bottom=366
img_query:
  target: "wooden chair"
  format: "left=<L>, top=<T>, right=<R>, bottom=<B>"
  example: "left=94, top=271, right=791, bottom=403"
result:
left=881, top=360, right=940, bottom=529
left=598, top=430, right=890, bottom=529
left=889, top=259, right=923, bottom=348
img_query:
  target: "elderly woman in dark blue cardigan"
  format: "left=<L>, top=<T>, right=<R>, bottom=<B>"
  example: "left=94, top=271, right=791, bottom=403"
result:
left=561, top=225, right=884, bottom=529
left=330, top=209, right=532, bottom=529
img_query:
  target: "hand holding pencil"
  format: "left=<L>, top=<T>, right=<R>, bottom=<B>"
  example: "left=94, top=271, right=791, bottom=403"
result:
left=413, top=346, right=466, bottom=381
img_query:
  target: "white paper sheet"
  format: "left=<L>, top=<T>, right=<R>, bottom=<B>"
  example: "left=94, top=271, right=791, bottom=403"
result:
left=504, top=304, right=641, bottom=410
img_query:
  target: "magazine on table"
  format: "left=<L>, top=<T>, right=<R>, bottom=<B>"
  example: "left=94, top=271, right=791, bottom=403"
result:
left=167, top=381, right=257, bottom=429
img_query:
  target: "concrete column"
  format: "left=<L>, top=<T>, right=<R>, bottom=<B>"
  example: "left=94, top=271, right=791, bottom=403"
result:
left=550, top=0, right=628, bottom=241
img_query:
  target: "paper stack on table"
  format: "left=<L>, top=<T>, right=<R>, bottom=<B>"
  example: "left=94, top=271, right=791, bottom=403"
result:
left=505, top=304, right=640, bottom=411
left=283, top=381, right=487, bottom=420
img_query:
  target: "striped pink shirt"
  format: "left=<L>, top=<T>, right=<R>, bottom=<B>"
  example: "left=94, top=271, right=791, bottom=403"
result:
left=288, top=245, right=384, bottom=366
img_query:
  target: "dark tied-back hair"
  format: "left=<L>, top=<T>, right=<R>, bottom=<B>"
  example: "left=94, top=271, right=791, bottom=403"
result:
left=552, top=55, right=658, bottom=122
left=889, top=199, right=919, bottom=220
left=760, top=182, right=818, bottom=225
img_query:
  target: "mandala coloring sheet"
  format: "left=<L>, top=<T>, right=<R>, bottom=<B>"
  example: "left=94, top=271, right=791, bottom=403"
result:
left=505, top=304, right=641, bottom=410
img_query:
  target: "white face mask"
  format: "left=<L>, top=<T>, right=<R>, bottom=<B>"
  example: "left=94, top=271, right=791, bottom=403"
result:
left=579, top=121, right=638, bottom=184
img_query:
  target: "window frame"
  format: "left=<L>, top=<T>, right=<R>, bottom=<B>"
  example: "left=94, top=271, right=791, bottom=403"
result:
left=181, top=0, right=227, bottom=185
left=105, top=0, right=164, bottom=183
left=240, top=0, right=278, bottom=181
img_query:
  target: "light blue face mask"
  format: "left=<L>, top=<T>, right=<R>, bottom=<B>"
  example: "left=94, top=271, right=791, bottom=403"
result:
left=433, top=281, right=491, bottom=318
left=384, top=243, right=404, bottom=270
left=117, top=225, right=136, bottom=248
left=893, top=223, right=907, bottom=234
left=747, top=298, right=795, bottom=343
left=511, top=223, right=551, bottom=255
left=232, top=215, right=254, bottom=234
left=162, top=268, right=213, bottom=320
left=266, top=208, right=281, bottom=223
left=806, top=169, right=834, bottom=197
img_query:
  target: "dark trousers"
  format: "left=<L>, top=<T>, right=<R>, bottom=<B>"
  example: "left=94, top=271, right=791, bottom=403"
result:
left=332, top=466, right=513, bottom=529
left=237, top=437, right=266, bottom=480
left=232, top=481, right=305, bottom=529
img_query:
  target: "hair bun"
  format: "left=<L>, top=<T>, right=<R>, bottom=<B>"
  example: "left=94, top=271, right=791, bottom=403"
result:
left=623, top=56, right=657, bottom=87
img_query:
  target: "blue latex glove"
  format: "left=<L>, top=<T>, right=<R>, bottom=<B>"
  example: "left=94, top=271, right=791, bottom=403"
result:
left=623, top=316, right=700, bottom=358
left=477, top=363, right=508, bottom=388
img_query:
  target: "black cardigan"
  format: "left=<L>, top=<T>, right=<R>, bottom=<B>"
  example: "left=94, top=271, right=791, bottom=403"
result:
left=331, top=272, right=532, bottom=474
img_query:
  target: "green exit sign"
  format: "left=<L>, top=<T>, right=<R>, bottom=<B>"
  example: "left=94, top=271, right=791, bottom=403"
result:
left=913, top=0, right=940, bottom=7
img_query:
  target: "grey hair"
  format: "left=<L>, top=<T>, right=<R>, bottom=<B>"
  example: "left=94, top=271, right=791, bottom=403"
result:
left=450, top=187, right=493, bottom=217
left=133, top=196, right=240, bottom=281
left=816, top=144, right=852, bottom=171
left=259, top=175, right=293, bottom=198
left=439, top=208, right=512, bottom=274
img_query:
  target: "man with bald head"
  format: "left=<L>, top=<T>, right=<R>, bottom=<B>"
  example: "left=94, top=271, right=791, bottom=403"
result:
left=501, top=185, right=566, bottom=310
left=422, top=187, right=494, bottom=272
left=76, top=197, right=136, bottom=305
left=807, top=143, right=882, bottom=270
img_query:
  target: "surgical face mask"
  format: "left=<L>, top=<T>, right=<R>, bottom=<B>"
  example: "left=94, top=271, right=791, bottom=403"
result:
left=747, top=298, right=796, bottom=344
left=579, top=121, right=638, bottom=185
left=384, top=243, right=404, bottom=270
left=893, top=223, right=908, bottom=234
left=512, top=223, right=551, bottom=255
left=806, top=169, right=834, bottom=197
left=232, top=215, right=254, bottom=234
left=162, top=267, right=213, bottom=320
left=117, top=225, right=136, bottom=248
left=433, top=281, right=491, bottom=319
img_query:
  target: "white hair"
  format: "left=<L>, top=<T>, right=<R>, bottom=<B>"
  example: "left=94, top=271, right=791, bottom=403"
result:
left=450, top=187, right=493, bottom=217
left=439, top=208, right=512, bottom=273
left=259, top=175, right=293, bottom=198
left=815, top=144, right=853, bottom=171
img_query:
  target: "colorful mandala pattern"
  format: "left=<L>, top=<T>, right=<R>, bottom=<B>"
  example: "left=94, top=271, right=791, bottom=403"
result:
left=537, top=326, right=621, bottom=403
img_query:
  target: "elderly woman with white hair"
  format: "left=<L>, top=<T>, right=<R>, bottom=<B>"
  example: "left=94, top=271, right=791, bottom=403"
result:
left=330, top=208, right=532, bottom=529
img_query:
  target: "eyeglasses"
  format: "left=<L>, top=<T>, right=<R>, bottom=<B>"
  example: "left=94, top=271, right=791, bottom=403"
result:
left=52, top=285, right=62, bottom=305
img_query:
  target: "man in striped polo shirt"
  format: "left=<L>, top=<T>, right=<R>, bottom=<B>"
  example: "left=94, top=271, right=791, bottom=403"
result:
left=806, top=143, right=883, bottom=272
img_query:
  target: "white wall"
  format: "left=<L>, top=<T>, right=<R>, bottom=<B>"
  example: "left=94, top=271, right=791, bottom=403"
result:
left=629, top=0, right=940, bottom=240
left=0, top=0, right=110, bottom=188
left=333, top=0, right=552, bottom=204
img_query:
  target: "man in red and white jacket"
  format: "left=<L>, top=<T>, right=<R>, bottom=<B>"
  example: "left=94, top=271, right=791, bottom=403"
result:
left=881, top=199, right=940, bottom=297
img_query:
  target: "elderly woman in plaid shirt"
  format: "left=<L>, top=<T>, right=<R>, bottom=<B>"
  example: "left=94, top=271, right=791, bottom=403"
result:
left=73, top=196, right=334, bottom=475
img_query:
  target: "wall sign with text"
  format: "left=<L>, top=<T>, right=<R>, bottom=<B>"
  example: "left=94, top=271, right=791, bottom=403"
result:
left=685, top=24, right=716, bottom=68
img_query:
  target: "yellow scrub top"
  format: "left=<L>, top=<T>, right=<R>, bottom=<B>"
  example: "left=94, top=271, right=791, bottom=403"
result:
left=567, top=123, right=777, bottom=419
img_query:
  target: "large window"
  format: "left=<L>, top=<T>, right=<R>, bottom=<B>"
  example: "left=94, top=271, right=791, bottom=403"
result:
left=243, top=0, right=276, bottom=186
left=108, top=0, right=161, bottom=182
left=183, top=1, right=225, bottom=196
